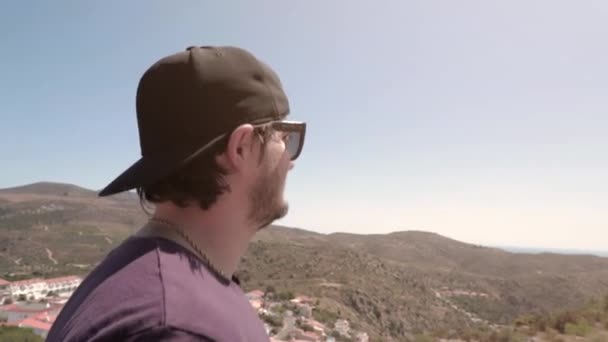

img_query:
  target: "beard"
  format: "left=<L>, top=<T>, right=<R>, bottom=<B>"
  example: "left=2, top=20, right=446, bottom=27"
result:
left=247, top=165, right=289, bottom=231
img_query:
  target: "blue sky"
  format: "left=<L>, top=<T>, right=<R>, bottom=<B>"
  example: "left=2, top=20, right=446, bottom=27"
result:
left=1, top=1, right=606, bottom=250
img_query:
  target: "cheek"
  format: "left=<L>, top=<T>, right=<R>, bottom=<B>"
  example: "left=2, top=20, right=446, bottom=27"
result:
left=259, top=140, right=291, bottom=177
left=276, top=147, right=292, bottom=174
left=268, top=142, right=288, bottom=167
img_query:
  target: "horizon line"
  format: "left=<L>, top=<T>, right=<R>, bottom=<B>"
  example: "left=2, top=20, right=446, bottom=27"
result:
left=2, top=180, right=607, bottom=255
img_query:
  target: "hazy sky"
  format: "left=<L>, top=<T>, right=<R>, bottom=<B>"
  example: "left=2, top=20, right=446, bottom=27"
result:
left=1, top=1, right=606, bottom=250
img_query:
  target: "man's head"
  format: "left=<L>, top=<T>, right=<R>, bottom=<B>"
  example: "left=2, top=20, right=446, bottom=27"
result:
left=99, top=46, right=305, bottom=229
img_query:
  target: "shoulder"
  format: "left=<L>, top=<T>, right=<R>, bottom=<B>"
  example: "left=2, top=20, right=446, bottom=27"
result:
left=48, top=237, right=169, bottom=341
left=49, top=236, right=266, bottom=342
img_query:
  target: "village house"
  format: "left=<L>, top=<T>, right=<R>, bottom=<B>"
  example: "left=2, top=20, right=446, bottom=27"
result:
left=246, top=289, right=266, bottom=311
left=0, top=302, right=53, bottom=323
left=287, top=294, right=316, bottom=319
left=8, top=278, right=47, bottom=300
left=334, top=319, right=351, bottom=338
left=14, top=310, right=56, bottom=338
left=0, top=297, right=63, bottom=338
left=354, top=331, right=369, bottom=342
left=290, top=295, right=314, bottom=305
left=250, top=291, right=368, bottom=342
left=302, top=318, right=327, bottom=336
left=45, top=276, right=82, bottom=295
left=6, top=276, right=82, bottom=300
left=246, top=289, right=265, bottom=300
left=250, top=298, right=264, bottom=310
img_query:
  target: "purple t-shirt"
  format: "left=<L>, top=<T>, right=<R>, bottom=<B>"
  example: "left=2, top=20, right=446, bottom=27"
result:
left=47, top=236, right=269, bottom=341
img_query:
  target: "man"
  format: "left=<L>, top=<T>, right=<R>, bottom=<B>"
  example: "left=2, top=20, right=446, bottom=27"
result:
left=47, top=46, right=306, bottom=341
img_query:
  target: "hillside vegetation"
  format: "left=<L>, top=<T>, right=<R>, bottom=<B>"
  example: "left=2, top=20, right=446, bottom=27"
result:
left=2, top=182, right=608, bottom=340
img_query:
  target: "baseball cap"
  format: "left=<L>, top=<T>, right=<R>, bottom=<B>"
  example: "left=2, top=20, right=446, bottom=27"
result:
left=99, top=45, right=293, bottom=197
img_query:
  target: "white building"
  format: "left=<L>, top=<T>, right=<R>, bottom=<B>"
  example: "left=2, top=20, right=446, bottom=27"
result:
left=334, top=319, right=351, bottom=337
left=8, top=276, right=82, bottom=300
left=0, top=278, right=10, bottom=304
left=9, top=278, right=48, bottom=300
left=45, top=276, right=81, bottom=295
left=355, top=332, right=369, bottom=342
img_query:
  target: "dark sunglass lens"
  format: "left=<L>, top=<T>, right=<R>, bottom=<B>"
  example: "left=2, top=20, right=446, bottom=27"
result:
left=287, top=131, right=301, bottom=160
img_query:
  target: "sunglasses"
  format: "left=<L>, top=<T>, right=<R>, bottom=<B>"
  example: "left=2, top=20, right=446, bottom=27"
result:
left=185, top=120, right=306, bottom=164
left=256, top=120, right=306, bottom=161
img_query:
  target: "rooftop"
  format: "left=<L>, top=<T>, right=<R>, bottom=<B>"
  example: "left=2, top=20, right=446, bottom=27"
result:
left=0, top=302, right=51, bottom=313
left=18, top=315, right=53, bottom=331
left=9, top=278, right=45, bottom=286
left=45, top=276, right=81, bottom=284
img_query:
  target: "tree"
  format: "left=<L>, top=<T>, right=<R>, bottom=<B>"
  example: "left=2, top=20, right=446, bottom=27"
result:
left=260, top=313, right=283, bottom=328
left=276, top=291, right=294, bottom=301
left=551, top=311, right=578, bottom=334
left=300, top=322, right=314, bottom=332
left=296, top=318, right=314, bottom=331
left=265, top=285, right=276, bottom=295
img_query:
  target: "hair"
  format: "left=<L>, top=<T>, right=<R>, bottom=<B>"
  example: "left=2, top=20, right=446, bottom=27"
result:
left=137, top=124, right=275, bottom=211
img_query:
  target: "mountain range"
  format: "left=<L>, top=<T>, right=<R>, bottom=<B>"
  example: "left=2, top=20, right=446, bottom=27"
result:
left=1, top=182, right=607, bottom=341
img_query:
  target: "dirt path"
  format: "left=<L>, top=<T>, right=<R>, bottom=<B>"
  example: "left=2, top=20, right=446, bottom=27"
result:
left=433, top=289, right=492, bottom=326
left=46, top=248, right=58, bottom=265
left=319, top=282, right=343, bottom=288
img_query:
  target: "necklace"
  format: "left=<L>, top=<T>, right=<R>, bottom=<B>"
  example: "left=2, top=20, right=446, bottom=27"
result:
left=148, top=217, right=232, bottom=284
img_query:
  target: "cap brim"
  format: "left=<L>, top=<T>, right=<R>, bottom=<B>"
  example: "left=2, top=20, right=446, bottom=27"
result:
left=99, top=159, right=146, bottom=197
left=98, top=149, right=194, bottom=197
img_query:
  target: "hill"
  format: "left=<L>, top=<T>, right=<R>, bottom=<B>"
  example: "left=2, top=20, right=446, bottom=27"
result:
left=0, top=182, right=96, bottom=197
left=0, top=182, right=146, bottom=279
left=1, top=182, right=608, bottom=340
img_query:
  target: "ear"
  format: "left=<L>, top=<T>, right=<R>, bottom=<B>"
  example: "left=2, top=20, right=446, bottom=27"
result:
left=219, top=124, right=255, bottom=173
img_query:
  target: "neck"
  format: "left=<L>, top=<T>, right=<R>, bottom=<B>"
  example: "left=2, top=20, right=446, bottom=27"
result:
left=151, top=198, right=255, bottom=279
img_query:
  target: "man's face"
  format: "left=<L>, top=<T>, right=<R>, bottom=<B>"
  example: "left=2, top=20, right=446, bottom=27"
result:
left=247, top=128, right=294, bottom=230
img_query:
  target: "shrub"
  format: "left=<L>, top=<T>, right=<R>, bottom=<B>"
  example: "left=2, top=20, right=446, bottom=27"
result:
left=312, top=307, right=338, bottom=326
left=260, top=313, right=283, bottom=328
left=564, top=319, right=591, bottom=337
left=297, top=320, right=314, bottom=332
left=265, top=285, right=276, bottom=295
left=551, top=311, right=578, bottom=334
left=486, top=328, right=525, bottom=342
left=275, top=291, right=294, bottom=301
